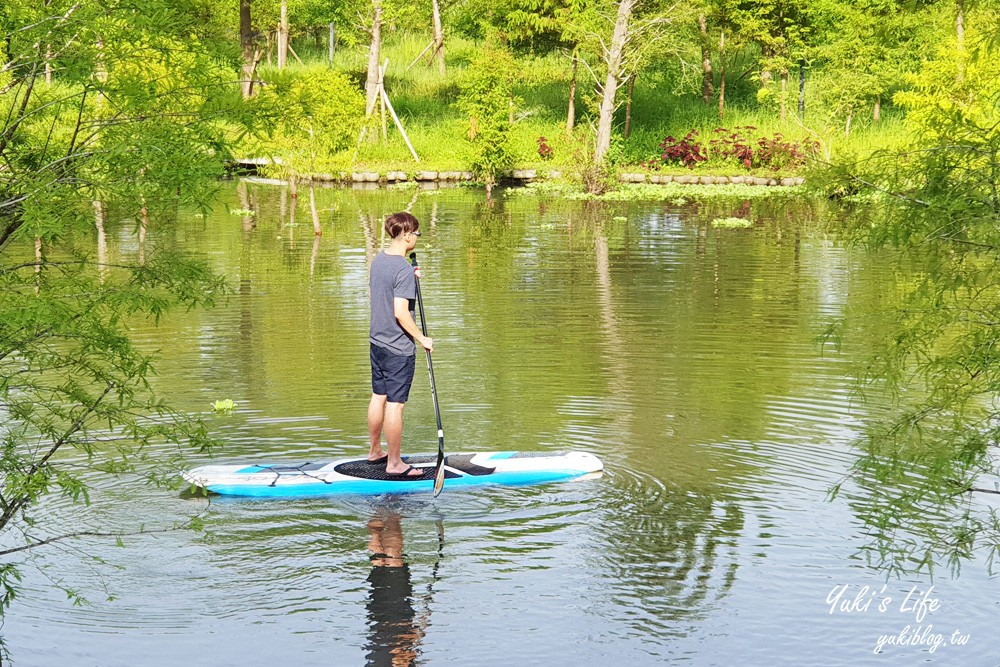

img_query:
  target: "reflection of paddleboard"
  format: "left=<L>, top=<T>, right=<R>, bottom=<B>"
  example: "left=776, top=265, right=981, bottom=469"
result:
left=182, top=451, right=603, bottom=497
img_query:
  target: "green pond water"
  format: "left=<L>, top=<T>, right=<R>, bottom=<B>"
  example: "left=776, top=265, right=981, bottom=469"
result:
left=4, top=180, right=996, bottom=666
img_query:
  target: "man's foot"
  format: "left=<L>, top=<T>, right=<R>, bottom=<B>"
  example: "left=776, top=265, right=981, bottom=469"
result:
left=365, top=453, right=388, bottom=465
left=384, top=465, right=424, bottom=478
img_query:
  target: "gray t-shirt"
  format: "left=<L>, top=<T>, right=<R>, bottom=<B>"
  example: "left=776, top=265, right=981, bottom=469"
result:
left=369, top=252, right=416, bottom=355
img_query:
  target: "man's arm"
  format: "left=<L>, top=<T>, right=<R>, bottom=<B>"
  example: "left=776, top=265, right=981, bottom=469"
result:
left=394, top=297, right=433, bottom=352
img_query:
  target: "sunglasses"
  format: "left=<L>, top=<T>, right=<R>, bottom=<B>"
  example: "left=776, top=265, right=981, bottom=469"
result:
left=407, top=231, right=422, bottom=237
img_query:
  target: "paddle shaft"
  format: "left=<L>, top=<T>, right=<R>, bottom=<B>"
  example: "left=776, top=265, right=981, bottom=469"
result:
left=410, top=252, right=445, bottom=495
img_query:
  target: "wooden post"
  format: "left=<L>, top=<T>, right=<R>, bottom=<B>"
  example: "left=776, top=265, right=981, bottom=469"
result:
left=309, top=187, right=322, bottom=236
left=329, top=23, right=335, bottom=64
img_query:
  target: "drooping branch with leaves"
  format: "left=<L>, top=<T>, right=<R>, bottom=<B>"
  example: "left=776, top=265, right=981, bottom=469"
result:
left=0, top=0, right=249, bottom=615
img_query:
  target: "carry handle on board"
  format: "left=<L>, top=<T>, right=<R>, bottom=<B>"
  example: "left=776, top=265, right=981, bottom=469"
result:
left=410, top=252, right=446, bottom=496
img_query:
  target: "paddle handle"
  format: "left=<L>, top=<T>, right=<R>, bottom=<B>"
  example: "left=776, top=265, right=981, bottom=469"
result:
left=410, top=252, right=446, bottom=496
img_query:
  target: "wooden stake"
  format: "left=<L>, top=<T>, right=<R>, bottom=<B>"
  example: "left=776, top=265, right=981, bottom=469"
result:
left=380, top=86, right=420, bottom=162
left=406, top=40, right=435, bottom=72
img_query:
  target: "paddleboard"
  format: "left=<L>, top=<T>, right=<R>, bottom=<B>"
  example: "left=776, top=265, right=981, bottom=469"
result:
left=182, top=451, right=603, bottom=497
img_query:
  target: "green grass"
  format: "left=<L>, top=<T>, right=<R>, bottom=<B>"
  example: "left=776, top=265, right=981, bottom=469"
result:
left=264, top=32, right=917, bottom=179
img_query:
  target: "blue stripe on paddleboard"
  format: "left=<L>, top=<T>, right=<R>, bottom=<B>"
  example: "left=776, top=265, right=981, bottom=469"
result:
left=236, top=465, right=273, bottom=473
left=487, top=451, right=517, bottom=460
left=205, top=469, right=589, bottom=498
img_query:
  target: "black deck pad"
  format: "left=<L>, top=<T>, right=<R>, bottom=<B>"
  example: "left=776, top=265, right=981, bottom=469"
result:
left=438, top=454, right=496, bottom=476
left=333, top=454, right=497, bottom=481
left=334, top=461, right=457, bottom=481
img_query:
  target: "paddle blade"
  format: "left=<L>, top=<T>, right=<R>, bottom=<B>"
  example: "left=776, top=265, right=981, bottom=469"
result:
left=432, top=457, right=445, bottom=496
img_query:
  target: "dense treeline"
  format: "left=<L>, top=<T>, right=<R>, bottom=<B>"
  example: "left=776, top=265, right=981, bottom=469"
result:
left=3, top=0, right=992, bottom=184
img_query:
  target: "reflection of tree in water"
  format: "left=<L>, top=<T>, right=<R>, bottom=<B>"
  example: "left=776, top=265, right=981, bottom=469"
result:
left=586, top=197, right=743, bottom=632
left=593, top=482, right=743, bottom=633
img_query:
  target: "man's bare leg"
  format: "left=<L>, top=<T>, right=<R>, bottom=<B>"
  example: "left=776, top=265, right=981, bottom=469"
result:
left=384, top=401, right=420, bottom=475
left=367, top=393, right=388, bottom=461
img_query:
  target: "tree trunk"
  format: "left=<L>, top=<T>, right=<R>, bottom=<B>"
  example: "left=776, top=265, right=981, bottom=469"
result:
left=623, top=74, right=636, bottom=140
left=845, top=109, right=853, bottom=138
left=780, top=69, right=787, bottom=122
left=798, top=59, right=805, bottom=118
left=365, top=0, right=383, bottom=116
left=873, top=95, right=880, bottom=122
left=595, top=0, right=635, bottom=164
left=45, top=46, right=52, bottom=85
left=329, top=23, right=336, bottom=64
left=567, top=47, right=578, bottom=136
left=240, top=0, right=260, bottom=99
left=431, top=0, right=445, bottom=75
left=718, top=31, right=726, bottom=120
left=699, top=15, right=714, bottom=104
left=956, top=0, right=965, bottom=83
left=278, top=0, right=289, bottom=70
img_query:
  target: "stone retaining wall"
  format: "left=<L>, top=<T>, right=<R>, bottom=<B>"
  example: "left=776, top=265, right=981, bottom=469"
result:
left=232, top=160, right=804, bottom=187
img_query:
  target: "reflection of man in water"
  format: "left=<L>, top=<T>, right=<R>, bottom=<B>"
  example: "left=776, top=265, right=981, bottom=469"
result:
left=366, top=511, right=424, bottom=667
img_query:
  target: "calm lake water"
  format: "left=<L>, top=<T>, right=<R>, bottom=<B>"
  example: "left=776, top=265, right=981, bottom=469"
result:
left=5, top=181, right=998, bottom=665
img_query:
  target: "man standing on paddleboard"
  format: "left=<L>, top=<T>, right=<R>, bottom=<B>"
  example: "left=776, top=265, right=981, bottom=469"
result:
left=367, top=212, right=433, bottom=477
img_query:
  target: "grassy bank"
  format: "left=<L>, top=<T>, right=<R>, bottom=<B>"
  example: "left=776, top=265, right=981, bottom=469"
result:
left=247, top=33, right=912, bottom=182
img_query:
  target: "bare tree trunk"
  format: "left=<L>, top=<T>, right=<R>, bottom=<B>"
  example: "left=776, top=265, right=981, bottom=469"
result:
left=699, top=15, right=714, bottom=104
left=567, top=47, right=578, bottom=136
left=956, top=0, right=965, bottom=83
left=798, top=59, right=805, bottom=118
left=623, top=74, right=636, bottom=140
left=277, top=0, right=289, bottom=70
left=718, top=31, right=726, bottom=120
left=780, top=69, right=787, bottom=122
left=329, top=23, right=336, bottom=64
left=845, top=109, right=853, bottom=138
left=431, top=0, right=445, bottom=75
left=595, top=0, right=636, bottom=164
left=240, top=0, right=261, bottom=98
left=873, top=95, right=880, bottom=122
left=365, top=0, right=383, bottom=115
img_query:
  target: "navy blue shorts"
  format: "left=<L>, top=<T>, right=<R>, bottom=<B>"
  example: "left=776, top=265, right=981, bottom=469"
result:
left=370, top=343, right=416, bottom=403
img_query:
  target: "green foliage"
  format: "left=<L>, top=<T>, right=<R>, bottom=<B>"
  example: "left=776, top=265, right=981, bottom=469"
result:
left=211, top=399, right=238, bottom=413
left=1, top=0, right=242, bottom=617
left=456, top=46, right=519, bottom=188
left=244, top=66, right=364, bottom=173
left=822, top=10, right=1000, bottom=574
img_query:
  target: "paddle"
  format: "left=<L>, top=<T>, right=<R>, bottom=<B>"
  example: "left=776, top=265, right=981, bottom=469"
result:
left=410, top=252, right=446, bottom=496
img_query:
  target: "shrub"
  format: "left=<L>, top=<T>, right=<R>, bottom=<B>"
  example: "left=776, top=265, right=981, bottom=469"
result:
left=456, top=46, right=519, bottom=192
left=710, top=126, right=820, bottom=171
left=648, top=131, right=707, bottom=169
left=247, top=67, right=365, bottom=168
left=537, top=136, right=554, bottom=160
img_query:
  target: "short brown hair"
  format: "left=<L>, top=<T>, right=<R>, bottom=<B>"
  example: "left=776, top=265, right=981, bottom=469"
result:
left=384, top=211, right=420, bottom=239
